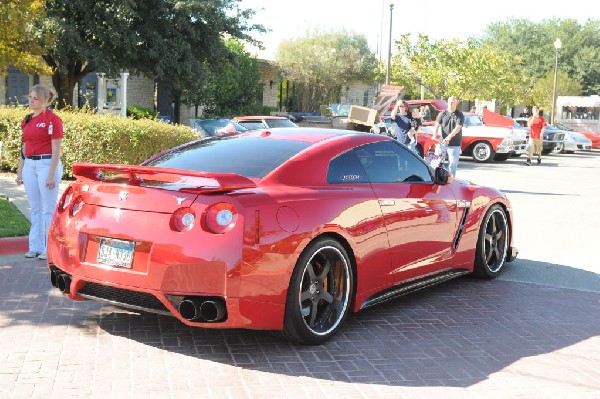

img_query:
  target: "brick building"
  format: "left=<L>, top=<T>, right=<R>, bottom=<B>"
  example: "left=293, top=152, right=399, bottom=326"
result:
left=2, top=60, right=378, bottom=124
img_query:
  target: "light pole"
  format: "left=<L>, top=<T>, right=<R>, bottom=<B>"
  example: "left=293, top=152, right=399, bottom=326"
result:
left=551, top=37, right=562, bottom=124
left=385, top=0, right=395, bottom=85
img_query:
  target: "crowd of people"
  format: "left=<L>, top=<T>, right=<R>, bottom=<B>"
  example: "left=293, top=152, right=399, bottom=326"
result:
left=389, top=98, right=547, bottom=176
left=390, top=97, right=464, bottom=177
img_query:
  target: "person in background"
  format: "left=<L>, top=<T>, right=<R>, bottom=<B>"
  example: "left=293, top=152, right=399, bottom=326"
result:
left=470, top=106, right=477, bottom=113
left=432, top=96, right=464, bottom=177
left=408, top=107, right=422, bottom=154
left=525, top=106, right=546, bottom=166
left=419, top=104, right=431, bottom=122
left=519, top=106, right=532, bottom=118
left=15, top=85, right=64, bottom=260
left=390, top=100, right=416, bottom=147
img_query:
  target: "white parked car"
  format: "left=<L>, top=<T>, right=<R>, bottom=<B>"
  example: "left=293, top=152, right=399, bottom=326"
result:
left=419, top=113, right=529, bottom=162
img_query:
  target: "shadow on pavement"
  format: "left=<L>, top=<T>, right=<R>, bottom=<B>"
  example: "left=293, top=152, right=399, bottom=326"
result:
left=498, top=189, right=577, bottom=196
left=94, top=278, right=599, bottom=387
left=500, top=258, right=600, bottom=293
left=1, top=257, right=598, bottom=388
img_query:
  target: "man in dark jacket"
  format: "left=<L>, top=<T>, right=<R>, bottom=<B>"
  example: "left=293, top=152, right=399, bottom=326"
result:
left=432, top=96, right=464, bottom=177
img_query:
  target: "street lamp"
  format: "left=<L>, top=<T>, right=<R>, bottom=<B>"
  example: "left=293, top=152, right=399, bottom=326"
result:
left=385, top=0, right=395, bottom=85
left=551, top=37, right=562, bottom=124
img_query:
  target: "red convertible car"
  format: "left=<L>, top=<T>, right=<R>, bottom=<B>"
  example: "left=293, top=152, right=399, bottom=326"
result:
left=47, top=128, right=518, bottom=345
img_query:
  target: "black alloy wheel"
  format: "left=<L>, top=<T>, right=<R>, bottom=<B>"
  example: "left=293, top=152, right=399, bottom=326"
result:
left=473, top=204, right=509, bottom=279
left=283, top=238, right=353, bottom=345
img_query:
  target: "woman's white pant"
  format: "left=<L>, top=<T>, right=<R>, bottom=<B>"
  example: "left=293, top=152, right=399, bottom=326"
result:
left=22, top=158, right=63, bottom=254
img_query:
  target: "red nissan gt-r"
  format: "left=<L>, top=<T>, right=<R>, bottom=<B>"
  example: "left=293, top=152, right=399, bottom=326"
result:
left=47, top=128, right=518, bottom=345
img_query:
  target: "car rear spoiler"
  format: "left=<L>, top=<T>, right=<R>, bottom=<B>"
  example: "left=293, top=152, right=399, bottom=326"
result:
left=72, top=162, right=257, bottom=193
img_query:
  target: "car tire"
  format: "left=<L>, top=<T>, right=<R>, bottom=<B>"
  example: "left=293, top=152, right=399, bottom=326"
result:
left=553, top=143, right=565, bottom=154
left=283, top=237, right=354, bottom=345
left=471, top=141, right=495, bottom=163
left=473, top=204, right=509, bottom=279
left=493, top=153, right=510, bottom=161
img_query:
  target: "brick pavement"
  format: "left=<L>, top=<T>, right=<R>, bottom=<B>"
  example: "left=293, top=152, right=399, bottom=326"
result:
left=1, top=257, right=598, bottom=398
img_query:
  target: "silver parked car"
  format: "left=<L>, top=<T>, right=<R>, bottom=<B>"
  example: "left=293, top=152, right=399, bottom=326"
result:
left=553, top=130, right=593, bottom=153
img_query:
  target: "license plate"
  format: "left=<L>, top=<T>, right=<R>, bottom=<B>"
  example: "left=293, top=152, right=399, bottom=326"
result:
left=97, top=238, right=135, bottom=268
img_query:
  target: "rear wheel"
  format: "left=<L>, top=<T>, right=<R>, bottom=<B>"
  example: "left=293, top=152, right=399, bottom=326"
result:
left=283, top=237, right=353, bottom=345
left=471, top=141, right=495, bottom=163
left=473, top=205, right=509, bottom=279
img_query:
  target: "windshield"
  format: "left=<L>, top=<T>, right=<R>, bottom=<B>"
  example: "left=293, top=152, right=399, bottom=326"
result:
left=195, top=119, right=247, bottom=136
left=265, top=119, right=297, bottom=128
left=145, top=136, right=311, bottom=178
left=464, top=115, right=483, bottom=127
left=553, top=123, right=573, bottom=131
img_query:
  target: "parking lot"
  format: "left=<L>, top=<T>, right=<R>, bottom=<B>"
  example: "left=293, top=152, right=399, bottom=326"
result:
left=1, top=150, right=599, bottom=398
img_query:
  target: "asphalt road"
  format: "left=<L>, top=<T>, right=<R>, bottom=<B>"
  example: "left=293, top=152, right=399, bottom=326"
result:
left=456, top=150, right=600, bottom=293
left=0, top=150, right=599, bottom=398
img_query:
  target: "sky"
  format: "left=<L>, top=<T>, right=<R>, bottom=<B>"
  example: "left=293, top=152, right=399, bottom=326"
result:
left=238, top=0, right=597, bottom=60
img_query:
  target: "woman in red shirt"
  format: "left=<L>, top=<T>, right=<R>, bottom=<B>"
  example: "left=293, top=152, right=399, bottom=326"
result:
left=15, top=85, right=64, bottom=260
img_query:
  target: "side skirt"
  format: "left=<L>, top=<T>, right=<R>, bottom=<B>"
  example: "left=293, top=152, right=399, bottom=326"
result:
left=360, top=268, right=471, bottom=310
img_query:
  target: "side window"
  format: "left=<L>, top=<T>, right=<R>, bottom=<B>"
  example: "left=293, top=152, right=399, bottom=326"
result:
left=327, top=150, right=369, bottom=184
left=354, top=141, right=432, bottom=184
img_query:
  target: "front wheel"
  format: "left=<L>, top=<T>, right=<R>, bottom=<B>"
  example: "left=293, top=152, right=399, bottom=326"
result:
left=473, top=204, right=509, bottom=279
left=553, top=142, right=565, bottom=154
left=471, top=141, right=495, bottom=163
left=283, top=237, right=354, bottom=345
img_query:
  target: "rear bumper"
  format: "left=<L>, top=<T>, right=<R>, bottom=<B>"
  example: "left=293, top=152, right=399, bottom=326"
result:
left=47, top=263, right=285, bottom=330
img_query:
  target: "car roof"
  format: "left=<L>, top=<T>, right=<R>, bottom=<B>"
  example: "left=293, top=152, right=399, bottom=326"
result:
left=234, top=116, right=290, bottom=121
left=239, top=127, right=362, bottom=143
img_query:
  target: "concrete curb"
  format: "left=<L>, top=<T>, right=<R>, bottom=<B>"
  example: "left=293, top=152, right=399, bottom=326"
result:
left=0, top=236, right=28, bottom=255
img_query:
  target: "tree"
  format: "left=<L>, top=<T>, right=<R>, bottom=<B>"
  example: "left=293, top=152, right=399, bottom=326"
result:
left=180, top=38, right=263, bottom=118
left=530, top=70, right=582, bottom=112
left=481, top=18, right=600, bottom=95
left=275, top=31, right=377, bottom=112
left=0, top=0, right=51, bottom=74
left=392, top=34, right=525, bottom=107
left=35, top=0, right=263, bottom=107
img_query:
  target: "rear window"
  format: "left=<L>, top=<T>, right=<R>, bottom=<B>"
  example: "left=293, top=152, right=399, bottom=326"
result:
left=144, top=136, right=310, bottom=178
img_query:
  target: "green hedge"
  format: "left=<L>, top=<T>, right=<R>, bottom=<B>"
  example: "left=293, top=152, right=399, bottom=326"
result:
left=0, top=106, right=200, bottom=179
left=126, top=105, right=158, bottom=120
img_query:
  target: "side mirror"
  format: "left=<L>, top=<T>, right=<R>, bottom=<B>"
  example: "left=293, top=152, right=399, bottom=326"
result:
left=434, top=166, right=449, bottom=185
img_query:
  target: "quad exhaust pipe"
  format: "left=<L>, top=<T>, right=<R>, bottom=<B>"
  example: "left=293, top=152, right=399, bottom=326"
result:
left=178, top=297, right=226, bottom=322
left=50, top=269, right=71, bottom=294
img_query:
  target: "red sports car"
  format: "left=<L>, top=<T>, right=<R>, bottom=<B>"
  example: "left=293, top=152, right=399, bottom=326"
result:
left=47, top=128, right=518, bottom=345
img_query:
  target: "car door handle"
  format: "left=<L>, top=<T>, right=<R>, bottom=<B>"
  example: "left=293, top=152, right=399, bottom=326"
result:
left=378, top=199, right=395, bottom=206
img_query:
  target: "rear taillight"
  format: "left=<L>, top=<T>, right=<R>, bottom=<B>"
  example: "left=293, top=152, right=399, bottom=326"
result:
left=58, top=186, right=74, bottom=212
left=70, top=195, right=84, bottom=216
left=204, top=203, right=238, bottom=234
left=171, top=207, right=196, bottom=232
